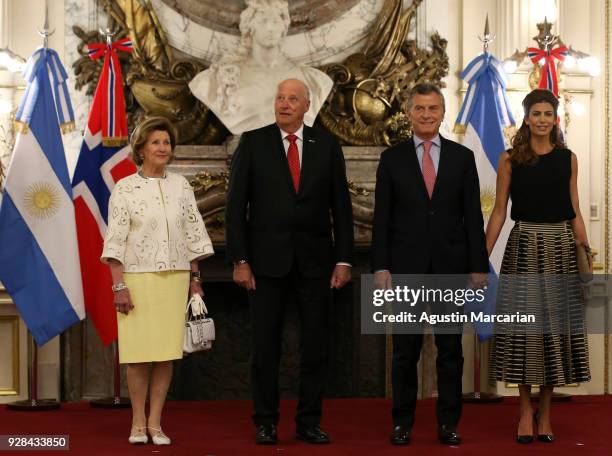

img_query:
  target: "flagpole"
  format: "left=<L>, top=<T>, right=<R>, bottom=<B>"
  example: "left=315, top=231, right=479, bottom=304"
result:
left=90, top=341, right=130, bottom=408
left=5, top=0, right=65, bottom=412
left=7, top=332, right=60, bottom=411
left=36, top=0, right=54, bottom=49
left=462, top=335, right=502, bottom=403
left=87, top=23, right=130, bottom=409
left=461, top=15, right=503, bottom=404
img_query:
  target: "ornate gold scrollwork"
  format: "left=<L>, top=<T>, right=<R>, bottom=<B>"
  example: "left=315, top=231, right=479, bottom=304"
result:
left=346, top=179, right=373, bottom=227
left=191, top=171, right=229, bottom=242
left=317, top=0, right=449, bottom=146
left=347, top=180, right=370, bottom=197
left=73, top=0, right=229, bottom=145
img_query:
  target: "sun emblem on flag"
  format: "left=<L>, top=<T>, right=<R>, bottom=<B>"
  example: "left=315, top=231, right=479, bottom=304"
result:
left=24, top=182, right=61, bottom=219
left=480, top=186, right=496, bottom=222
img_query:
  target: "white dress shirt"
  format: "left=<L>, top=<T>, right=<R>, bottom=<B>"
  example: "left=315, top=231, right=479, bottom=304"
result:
left=280, top=125, right=304, bottom=165
left=413, top=133, right=441, bottom=173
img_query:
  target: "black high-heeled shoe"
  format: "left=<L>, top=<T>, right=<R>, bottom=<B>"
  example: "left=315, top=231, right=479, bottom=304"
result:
left=516, top=434, right=534, bottom=444
left=516, top=412, right=535, bottom=444
left=534, top=410, right=556, bottom=443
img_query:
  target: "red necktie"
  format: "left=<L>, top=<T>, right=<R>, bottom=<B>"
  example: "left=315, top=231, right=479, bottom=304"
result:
left=422, top=140, right=436, bottom=198
left=286, top=134, right=300, bottom=192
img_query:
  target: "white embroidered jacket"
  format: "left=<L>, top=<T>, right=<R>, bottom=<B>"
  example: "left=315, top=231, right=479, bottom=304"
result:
left=101, top=172, right=214, bottom=272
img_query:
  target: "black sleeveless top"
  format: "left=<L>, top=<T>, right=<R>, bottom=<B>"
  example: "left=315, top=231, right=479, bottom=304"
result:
left=510, top=148, right=576, bottom=223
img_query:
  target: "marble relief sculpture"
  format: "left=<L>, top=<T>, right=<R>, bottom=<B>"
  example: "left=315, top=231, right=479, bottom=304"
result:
left=188, top=0, right=333, bottom=135
left=73, top=0, right=448, bottom=146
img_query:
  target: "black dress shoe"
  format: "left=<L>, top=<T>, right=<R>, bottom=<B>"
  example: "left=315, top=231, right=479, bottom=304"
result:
left=390, top=425, right=411, bottom=445
left=438, top=424, right=462, bottom=445
left=255, top=424, right=277, bottom=445
left=296, top=426, right=330, bottom=444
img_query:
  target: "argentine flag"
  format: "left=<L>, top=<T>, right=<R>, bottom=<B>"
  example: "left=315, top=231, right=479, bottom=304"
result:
left=455, top=52, right=515, bottom=340
left=0, top=48, right=84, bottom=345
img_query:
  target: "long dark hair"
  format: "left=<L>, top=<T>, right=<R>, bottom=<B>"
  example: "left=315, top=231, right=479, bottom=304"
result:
left=509, top=89, right=565, bottom=166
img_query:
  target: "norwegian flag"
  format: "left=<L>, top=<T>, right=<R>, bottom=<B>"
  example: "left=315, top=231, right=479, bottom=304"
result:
left=71, top=37, right=135, bottom=344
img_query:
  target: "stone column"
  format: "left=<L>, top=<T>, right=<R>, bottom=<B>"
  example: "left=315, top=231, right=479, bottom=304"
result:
left=0, top=0, right=16, bottom=187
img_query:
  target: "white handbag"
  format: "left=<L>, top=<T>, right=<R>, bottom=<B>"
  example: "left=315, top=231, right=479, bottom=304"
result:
left=183, top=294, right=215, bottom=354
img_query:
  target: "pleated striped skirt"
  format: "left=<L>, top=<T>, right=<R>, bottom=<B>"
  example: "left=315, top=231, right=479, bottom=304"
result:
left=490, top=221, right=591, bottom=386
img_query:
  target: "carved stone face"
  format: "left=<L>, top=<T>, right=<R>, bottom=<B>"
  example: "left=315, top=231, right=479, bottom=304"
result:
left=160, top=0, right=360, bottom=35
left=250, top=11, right=286, bottom=49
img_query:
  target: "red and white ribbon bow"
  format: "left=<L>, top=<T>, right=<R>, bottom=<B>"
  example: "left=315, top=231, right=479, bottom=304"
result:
left=86, top=38, right=133, bottom=146
left=527, top=45, right=568, bottom=97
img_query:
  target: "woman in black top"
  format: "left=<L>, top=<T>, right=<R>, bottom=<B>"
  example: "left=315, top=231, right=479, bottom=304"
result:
left=486, top=89, right=591, bottom=444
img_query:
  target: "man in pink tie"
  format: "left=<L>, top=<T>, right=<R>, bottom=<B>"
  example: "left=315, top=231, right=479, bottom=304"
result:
left=226, top=78, right=354, bottom=445
left=371, top=83, right=489, bottom=446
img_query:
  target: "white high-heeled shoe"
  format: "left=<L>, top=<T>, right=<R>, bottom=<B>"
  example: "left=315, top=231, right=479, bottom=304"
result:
left=128, top=426, right=148, bottom=444
left=148, top=427, right=171, bottom=445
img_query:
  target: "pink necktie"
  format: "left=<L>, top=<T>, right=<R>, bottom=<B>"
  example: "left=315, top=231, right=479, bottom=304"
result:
left=422, top=140, right=436, bottom=198
left=286, top=134, right=300, bottom=192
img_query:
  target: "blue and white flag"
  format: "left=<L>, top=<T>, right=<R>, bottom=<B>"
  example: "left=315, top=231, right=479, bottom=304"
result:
left=0, top=47, right=84, bottom=345
left=455, top=52, right=515, bottom=340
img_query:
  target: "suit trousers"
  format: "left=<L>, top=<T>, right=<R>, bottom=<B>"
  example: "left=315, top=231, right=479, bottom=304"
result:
left=248, top=265, right=330, bottom=428
left=391, top=302, right=464, bottom=428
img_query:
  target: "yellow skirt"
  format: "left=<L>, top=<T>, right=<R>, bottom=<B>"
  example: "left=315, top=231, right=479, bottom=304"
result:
left=118, top=271, right=189, bottom=364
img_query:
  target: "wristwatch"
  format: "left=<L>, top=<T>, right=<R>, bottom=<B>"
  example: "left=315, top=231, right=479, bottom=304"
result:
left=191, top=271, right=202, bottom=282
left=233, top=259, right=248, bottom=266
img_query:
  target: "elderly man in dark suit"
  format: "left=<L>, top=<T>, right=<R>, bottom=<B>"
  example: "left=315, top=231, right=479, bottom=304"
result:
left=372, top=83, right=489, bottom=446
left=225, top=78, right=354, bottom=445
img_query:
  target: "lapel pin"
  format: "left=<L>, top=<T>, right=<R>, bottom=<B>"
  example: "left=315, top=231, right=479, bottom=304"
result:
left=307, top=138, right=316, bottom=143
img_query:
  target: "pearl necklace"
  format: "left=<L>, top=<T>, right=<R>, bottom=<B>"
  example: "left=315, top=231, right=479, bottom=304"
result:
left=138, top=169, right=167, bottom=180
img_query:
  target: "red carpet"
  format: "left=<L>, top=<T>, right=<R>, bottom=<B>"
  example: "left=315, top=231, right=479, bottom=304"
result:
left=0, top=396, right=610, bottom=455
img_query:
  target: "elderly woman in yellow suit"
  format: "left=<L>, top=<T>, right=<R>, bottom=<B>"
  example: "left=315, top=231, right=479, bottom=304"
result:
left=101, top=117, right=214, bottom=445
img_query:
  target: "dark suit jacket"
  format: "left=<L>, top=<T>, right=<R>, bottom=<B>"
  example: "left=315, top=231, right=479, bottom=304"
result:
left=371, top=135, right=489, bottom=274
left=225, top=123, right=354, bottom=278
